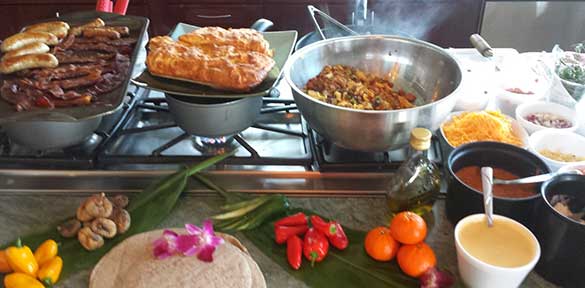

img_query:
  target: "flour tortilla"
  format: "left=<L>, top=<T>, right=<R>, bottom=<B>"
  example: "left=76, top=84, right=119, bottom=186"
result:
left=90, top=229, right=266, bottom=288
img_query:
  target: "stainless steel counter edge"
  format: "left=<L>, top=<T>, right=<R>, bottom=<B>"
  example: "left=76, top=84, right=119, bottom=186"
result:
left=0, top=169, right=391, bottom=197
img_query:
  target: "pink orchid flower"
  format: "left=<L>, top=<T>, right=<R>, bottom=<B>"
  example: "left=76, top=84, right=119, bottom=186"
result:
left=152, top=229, right=179, bottom=259
left=181, top=220, right=224, bottom=262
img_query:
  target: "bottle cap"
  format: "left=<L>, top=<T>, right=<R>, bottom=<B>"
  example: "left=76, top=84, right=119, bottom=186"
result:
left=410, top=128, right=432, bottom=151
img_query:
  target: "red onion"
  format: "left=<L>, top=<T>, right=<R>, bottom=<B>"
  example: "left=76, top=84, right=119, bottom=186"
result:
left=419, top=267, right=455, bottom=288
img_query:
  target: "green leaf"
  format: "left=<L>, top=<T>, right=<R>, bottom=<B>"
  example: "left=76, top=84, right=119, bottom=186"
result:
left=1, top=151, right=235, bottom=282
left=243, top=208, right=419, bottom=288
left=193, top=176, right=419, bottom=287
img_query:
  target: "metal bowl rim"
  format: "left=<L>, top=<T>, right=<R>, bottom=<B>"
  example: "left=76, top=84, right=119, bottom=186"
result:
left=284, top=34, right=463, bottom=114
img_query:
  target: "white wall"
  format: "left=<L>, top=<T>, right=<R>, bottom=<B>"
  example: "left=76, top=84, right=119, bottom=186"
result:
left=481, top=1, right=585, bottom=52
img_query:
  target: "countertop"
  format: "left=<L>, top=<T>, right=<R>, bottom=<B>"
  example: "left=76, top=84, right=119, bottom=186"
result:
left=0, top=194, right=557, bottom=287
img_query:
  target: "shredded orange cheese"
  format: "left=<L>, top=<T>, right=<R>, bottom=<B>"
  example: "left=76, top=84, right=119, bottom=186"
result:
left=441, top=111, right=524, bottom=147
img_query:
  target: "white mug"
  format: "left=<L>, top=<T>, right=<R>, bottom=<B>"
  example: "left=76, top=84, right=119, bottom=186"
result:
left=454, top=214, right=541, bottom=288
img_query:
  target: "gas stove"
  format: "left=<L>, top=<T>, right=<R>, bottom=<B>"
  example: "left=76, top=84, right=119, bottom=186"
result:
left=0, top=48, right=504, bottom=195
left=0, top=79, right=442, bottom=173
left=0, top=81, right=419, bottom=195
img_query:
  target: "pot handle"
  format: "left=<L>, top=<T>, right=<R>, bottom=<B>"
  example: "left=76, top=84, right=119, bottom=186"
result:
left=250, top=18, right=274, bottom=32
left=307, top=5, right=359, bottom=40
left=470, top=34, right=493, bottom=58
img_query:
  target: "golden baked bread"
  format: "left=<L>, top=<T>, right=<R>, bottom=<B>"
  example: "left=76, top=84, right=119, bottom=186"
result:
left=147, top=35, right=275, bottom=91
left=146, top=27, right=275, bottom=92
left=178, top=27, right=273, bottom=57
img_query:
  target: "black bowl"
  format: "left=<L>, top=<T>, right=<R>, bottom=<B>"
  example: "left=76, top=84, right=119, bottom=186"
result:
left=533, top=174, right=585, bottom=288
left=446, top=142, right=551, bottom=228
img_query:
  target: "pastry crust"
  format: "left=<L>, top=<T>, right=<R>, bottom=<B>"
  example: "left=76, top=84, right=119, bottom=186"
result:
left=146, top=31, right=275, bottom=92
left=178, top=27, right=273, bottom=57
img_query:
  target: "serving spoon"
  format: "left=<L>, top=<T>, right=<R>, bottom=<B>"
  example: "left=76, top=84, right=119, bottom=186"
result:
left=481, top=167, right=494, bottom=227
left=493, top=169, right=583, bottom=185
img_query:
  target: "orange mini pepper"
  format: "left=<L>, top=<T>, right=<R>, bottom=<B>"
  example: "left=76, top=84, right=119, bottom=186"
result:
left=38, top=256, right=63, bottom=286
left=5, top=239, right=38, bottom=277
left=0, top=250, right=13, bottom=273
left=4, top=272, right=45, bottom=288
left=34, top=239, right=58, bottom=267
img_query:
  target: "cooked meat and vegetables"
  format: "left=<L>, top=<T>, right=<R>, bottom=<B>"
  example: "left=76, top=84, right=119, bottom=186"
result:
left=0, top=18, right=137, bottom=111
left=304, top=65, right=417, bottom=110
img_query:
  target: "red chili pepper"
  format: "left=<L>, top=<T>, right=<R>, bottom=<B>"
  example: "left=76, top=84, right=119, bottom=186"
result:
left=34, top=96, right=54, bottom=109
left=310, top=215, right=349, bottom=250
left=274, top=212, right=307, bottom=227
left=286, top=235, right=302, bottom=270
left=303, top=228, right=329, bottom=266
left=274, top=224, right=308, bottom=244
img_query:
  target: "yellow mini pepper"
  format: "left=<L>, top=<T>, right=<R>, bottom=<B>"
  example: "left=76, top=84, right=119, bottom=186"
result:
left=4, top=272, right=45, bottom=288
left=0, top=249, right=13, bottom=273
left=5, top=239, right=38, bottom=277
left=33, top=239, right=58, bottom=267
left=38, top=256, right=63, bottom=286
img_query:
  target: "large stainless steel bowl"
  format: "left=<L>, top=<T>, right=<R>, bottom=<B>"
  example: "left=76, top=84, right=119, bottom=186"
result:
left=284, top=35, right=462, bottom=151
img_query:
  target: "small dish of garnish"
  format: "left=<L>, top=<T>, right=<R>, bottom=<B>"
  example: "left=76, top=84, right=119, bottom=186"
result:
left=555, top=50, right=585, bottom=101
left=440, top=110, right=529, bottom=150
left=494, top=53, right=553, bottom=116
left=516, top=101, right=579, bottom=134
left=529, top=129, right=585, bottom=171
left=538, top=149, right=585, bottom=163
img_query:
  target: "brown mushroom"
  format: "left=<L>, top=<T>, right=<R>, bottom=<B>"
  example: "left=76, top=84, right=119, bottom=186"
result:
left=109, top=208, right=131, bottom=234
left=78, top=227, right=104, bottom=251
left=90, top=218, right=117, bottom=238
left=110, top=195, right=129, bottom=209
left=76, top=203, right=93, bottom=222
left=83, top=193, right=114, bottom=219
left=57, top=218, right=81, bottom=238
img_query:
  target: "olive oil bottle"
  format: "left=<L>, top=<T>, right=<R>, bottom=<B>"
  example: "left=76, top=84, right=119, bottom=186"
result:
left=386, top=128, right=441, bottom=214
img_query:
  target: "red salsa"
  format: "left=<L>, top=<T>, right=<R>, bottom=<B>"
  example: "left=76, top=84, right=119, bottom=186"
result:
left=455, top=166, right=536, bottom=198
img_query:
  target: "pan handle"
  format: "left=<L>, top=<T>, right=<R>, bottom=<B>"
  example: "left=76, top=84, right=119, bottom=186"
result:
left=130, top=78, right=148, bottom=88
left=250, top=18, right=274, bottom=32
left=307, top=5, right=359, bottom=40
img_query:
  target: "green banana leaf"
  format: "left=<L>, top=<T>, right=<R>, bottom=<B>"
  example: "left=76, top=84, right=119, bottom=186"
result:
left=193, top=175, right=460, bottom=288
left=243, top=210, right=419, bottom=288
left=1, top=151, right=234, bottom=281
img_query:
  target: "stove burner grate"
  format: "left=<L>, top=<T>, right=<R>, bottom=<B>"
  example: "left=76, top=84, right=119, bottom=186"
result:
left=308, top=125, right=444, bottom=172
left=96, top=92, right=313, bottom=168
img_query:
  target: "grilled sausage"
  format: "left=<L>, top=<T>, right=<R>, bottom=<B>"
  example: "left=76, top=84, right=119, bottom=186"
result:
left=109, top=26, right=130, bottom=37
left=1, top=32, right=59, bottom=52
left=1, top=42, right=50, bottom=60
left=0, top=53, right=58, bottom=74
left=70, top=18, right=106, bottom=36
left=24, top=21, right=70, bottom=39
left=82, top=27, right=121, bottom=39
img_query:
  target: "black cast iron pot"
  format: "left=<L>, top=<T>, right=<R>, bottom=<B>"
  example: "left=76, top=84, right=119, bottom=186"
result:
left=533, top=174, right=585, bottom=288
left=446, top=142, right=551, bottom=228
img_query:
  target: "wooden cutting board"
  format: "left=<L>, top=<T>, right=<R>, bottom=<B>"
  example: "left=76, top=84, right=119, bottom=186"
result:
left=90, top=229, right=266, bottom=288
